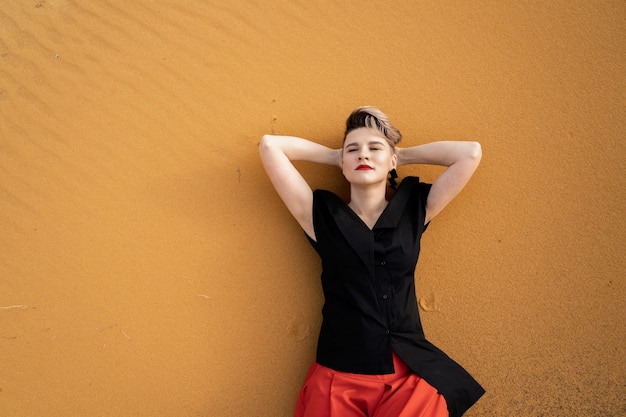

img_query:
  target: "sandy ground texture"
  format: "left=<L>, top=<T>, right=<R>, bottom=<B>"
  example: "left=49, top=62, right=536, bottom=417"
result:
left=1, top=1, right=625, bottom=416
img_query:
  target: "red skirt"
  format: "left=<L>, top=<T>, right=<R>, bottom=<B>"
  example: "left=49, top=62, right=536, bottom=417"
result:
left=294, top=352, right=448, bottom=417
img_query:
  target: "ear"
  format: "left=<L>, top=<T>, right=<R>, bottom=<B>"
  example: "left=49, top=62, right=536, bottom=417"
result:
left=390, top=152, right=398, bottom=170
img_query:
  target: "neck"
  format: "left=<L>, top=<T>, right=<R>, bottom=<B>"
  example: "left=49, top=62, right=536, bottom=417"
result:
left=348, top=183, right=388, bottom=215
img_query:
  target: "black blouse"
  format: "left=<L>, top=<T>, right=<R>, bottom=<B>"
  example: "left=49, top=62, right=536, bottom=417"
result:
left=306, top=176, right=484, bottom=417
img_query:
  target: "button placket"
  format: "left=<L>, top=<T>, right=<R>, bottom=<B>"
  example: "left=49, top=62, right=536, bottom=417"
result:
left=374, top=228, right=393, bottom=337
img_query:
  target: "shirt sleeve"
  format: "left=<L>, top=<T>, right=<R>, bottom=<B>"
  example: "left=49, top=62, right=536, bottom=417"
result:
left=414, top=179, right=432, bottom=232
left=304, top=189, right=330, bottom=249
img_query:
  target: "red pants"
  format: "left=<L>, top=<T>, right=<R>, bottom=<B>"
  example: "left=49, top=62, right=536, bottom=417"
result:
left=294, top=353, right=448, bottom=417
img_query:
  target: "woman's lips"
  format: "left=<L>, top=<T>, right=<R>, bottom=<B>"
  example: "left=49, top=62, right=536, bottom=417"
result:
left=356, top=165, right=373, bottom=170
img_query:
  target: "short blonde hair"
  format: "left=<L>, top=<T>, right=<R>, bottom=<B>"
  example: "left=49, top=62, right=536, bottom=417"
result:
left=344, top=106, right=402, bottom=148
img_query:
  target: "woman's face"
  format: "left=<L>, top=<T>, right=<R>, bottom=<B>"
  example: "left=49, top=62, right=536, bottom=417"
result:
left=341, top=127, right=397, bottom=187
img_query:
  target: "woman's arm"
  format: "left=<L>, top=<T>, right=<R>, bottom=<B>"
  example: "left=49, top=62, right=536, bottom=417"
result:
left=397, top=141, right=482, bottom=224
left=259, top=134, right=341, bottom=239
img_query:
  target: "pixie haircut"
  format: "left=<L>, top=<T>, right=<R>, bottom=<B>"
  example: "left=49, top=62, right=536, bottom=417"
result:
left=344, top=106, right=402, bottom=148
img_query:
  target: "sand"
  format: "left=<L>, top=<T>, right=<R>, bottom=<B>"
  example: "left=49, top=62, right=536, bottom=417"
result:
left=1, top=1, right=625, bottom=416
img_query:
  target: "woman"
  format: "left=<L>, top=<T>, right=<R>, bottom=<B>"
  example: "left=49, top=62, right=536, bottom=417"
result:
left=259, top=106, right=485, bottom=417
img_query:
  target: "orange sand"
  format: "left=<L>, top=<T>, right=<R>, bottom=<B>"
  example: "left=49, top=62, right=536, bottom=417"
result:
left=1, top=1, right=625, bottom=416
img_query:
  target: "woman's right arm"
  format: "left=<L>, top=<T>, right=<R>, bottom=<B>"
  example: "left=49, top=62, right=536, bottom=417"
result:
left=259, top=134, right=341, bottom=239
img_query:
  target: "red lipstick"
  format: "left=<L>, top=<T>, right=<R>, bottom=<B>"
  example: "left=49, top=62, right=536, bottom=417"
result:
left=356, top=164, right=373, bottom=170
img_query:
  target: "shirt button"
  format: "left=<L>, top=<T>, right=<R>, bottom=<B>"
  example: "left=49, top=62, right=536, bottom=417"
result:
left=380, top=260, right=386, bottom=266
left=382, top=294, right=388, bottom=300
left=385, top=329, right=390, bottom=334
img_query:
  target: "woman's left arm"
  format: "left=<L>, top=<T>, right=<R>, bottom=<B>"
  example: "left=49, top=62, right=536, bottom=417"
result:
left=397, top=141, right=482, bottom=224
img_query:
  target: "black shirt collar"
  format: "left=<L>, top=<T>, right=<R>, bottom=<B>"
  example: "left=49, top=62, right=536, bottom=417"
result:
left=323, top=177, right=417, bottom=277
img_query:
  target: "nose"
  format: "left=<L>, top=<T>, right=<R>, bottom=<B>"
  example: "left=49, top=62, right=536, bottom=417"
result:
left=358, top=148, right=369, bottom=160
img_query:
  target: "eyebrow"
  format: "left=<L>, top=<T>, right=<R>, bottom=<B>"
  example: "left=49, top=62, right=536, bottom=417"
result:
left=344, top=140, right=386, bottom=148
